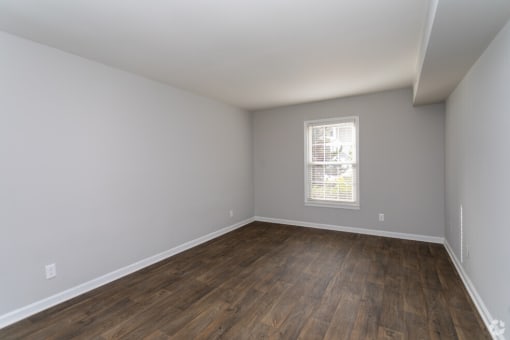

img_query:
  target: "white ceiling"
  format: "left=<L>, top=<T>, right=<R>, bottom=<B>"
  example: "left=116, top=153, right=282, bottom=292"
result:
left=0, top=1, right=508, bottom=111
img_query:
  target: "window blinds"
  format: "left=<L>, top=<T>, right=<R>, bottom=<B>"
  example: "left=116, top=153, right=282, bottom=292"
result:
left=305, top=117, right=358, bottom=207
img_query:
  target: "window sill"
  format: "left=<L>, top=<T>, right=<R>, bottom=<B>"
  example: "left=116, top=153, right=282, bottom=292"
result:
left=305, top=201, right=360, bottom=210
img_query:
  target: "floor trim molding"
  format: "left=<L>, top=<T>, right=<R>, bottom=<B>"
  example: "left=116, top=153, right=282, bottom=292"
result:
left=257, top=216, right=501, bottom=338
left=2, top=216, right=501, bottom=339
left=254, top=216, right=444, bottom=244
left=444, top=240, right=503, bottom=340
left=0, top=217, right=255, bottom=329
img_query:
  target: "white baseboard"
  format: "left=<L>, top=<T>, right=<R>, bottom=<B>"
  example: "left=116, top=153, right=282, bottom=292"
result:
left=0, top=217, right=255, bottom=329
left=2, top=217, right=501, bottom=339
left=444, top=240, right=504, bottom=340
left=254, top=216, right=444, bottom=244
left=256, top=216, right=504, bottom=338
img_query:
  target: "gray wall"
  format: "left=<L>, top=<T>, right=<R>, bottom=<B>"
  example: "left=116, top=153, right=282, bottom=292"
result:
left=0, top=31, right=253, bottom=315
left=445, top=20, right=510, bottom=328
left=253, top=88, right=445, bottom=238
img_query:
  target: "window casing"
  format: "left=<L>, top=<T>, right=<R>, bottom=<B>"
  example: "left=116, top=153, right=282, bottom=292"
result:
left=304, top=116, right=359, bottom=209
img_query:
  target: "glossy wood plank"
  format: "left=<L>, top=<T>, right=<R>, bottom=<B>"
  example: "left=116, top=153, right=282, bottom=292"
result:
left=0, top=222, right=490, bottom=339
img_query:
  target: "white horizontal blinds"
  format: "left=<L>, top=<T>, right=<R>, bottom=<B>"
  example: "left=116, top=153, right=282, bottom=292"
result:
left=307, top=118, right=357, bottom=203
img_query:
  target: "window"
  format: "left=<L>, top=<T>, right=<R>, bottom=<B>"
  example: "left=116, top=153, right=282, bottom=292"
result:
left=304, top=116, right=359, bottom=209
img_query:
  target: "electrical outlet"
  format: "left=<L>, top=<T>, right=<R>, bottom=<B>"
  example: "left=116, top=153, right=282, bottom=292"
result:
left=378, top=213, right=384, bottom=222
left=45, top=263, right=56, bottom=279
left=229, top=209, right=234, bottom=218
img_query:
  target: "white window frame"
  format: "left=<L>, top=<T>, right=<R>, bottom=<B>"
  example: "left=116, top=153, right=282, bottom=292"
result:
left=304, top=116, right=360, bottom=209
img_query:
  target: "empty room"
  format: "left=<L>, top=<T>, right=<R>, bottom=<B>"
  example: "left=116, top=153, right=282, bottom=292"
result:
left=1, top=0, right=509, bottom=339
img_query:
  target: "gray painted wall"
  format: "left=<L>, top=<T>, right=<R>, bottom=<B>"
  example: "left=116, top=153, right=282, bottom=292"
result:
left=0, top=32, right=253, bottom=315
left=253, top=88, right=445, bottom=238
left=445, top=20, right=510, bottom=329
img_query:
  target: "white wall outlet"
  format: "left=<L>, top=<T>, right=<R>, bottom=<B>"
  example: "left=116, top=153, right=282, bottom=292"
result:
left=229, top=209, right=234, bottom=218
left=378, top=213, right=384, bottom=222
left=45, top=263, right=56, bottom=279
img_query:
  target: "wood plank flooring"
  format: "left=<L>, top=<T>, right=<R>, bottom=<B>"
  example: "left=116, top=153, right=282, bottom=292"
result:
left=0, top=222, right=490, bottom=339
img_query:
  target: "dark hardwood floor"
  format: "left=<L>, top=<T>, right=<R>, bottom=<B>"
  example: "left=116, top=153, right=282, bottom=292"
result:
left=0, top=222, right=490, bottom=339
